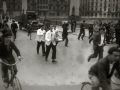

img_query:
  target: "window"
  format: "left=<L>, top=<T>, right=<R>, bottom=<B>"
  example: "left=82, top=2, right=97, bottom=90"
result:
left=100, top=3, right=102, bottom=7
left=113, top=4, right=114, bottom=7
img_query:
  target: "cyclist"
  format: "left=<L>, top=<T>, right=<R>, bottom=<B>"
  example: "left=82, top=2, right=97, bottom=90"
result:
left=88, top=47, right=120, bottom=90
left=0, top=29, right=22, bottom=83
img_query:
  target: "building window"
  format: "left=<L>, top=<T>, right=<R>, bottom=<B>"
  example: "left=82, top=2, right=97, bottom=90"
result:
left=100, top=3, right=102, bottom=7
left=113, top=4, right=114, bottom=7
left=109, top=4, right=110, bottom=7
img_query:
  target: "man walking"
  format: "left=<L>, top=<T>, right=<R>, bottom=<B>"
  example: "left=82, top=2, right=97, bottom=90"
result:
left=88, top=47, right=120, bottom=90
left=36, top=25, right=46, bottom=56
left=78, top=20, right=85, bottom=40
left=88, top=29, right=106, bottom=61
left=62, top=23, right=69, bottom=47
left=45, top=26, right=57, bottom=63
left=11, top=20, right=18, bottom=41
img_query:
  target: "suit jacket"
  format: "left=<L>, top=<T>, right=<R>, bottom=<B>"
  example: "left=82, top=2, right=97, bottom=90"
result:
left=45, top=30, right=57, bottom=46
left=80, top=23, right=85, bottom=31
left=0, top=40, right=21, bottom=62
left=36, top=29, right=46, bottom=42
left=89, top=56, right=120, bottom=90
left=93, top=33, right=105, bottom=50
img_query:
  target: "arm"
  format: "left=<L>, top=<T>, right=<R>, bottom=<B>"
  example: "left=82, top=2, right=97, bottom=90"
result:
left=11, top=42, right=21, bottom=57
left=98, top=63, right=112, bottom=90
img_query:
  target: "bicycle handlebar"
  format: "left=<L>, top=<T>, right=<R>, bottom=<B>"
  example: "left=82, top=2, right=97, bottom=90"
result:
left=0, top=58, right=23, bottom=66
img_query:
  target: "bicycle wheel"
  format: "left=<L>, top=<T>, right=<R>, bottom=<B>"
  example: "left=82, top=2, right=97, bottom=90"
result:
left=0, top=65, right=9, bottom=89
left=111, top=73, right=120, bottom=85
left=81, top=82, right=92, bottom=90
left=12, top=77, right=22, bottom=90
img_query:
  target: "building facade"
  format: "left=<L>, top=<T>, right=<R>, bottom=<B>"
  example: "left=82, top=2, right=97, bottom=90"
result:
left=37, top=0, right=70, bottom=18
left=79, top=0, right=120, bottom=18
left=6, top=0, right=22, bottom=17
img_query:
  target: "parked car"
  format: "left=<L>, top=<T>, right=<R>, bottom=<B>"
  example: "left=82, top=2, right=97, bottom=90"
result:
left=30, top=20, right=39, bottom=30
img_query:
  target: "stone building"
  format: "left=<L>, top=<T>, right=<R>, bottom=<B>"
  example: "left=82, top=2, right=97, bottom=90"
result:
left=79, top=0, right=120, bottom=18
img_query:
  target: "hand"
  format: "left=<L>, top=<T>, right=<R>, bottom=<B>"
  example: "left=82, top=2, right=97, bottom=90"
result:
left=18, top=56, right=23, bottom=61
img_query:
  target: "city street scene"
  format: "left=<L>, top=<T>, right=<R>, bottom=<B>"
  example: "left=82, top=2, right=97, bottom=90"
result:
left=0, top=0, right=120, bottom=90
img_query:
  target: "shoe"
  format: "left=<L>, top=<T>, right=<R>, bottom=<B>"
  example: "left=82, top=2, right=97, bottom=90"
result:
left=52, top=60, right=57, bottom=63
left=88, top=56, right=91, bottom=62
left=37, top=52, right=39, bottom=54
left=65, top=45, right=68, bottom=47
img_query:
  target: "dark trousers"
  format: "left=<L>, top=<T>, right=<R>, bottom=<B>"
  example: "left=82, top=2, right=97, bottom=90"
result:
left=46, top=43, right=56, bottom=60
left=2, top=57, right=17, bottom=82
left=12, top=30, right=17, bottom=40
left=28, top=30, right=31, bottom=39
left=37, top=41, right=45, bottom=55
left=89, top=46, right=103, bottom=60
left=63, top=35, right=68, bottom=46
left=78, top=30, right=85, bottom=40
left=106, top=33, right=110, bottom=43
left=89, top=31, right=93, bottom=39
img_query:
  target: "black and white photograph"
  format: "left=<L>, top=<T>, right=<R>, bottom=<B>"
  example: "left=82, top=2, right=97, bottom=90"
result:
left=0, top=0, right=120, bottom=90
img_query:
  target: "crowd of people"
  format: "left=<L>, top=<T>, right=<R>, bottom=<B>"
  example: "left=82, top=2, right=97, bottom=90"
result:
left=0, top=15, right=120, bottom=90
left=77, top=20, right=120, bottom=90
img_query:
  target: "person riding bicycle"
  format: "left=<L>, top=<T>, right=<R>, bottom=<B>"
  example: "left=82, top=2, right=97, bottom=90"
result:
left=88, top=47, right=120, bottom=90
left=0, top=29, right=22, bottom=83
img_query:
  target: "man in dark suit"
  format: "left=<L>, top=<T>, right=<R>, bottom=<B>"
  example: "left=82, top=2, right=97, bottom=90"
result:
left=88, top=29, right=106, bottom=61
left=11, top=20, right=18, bottom=41
left=62, top=23, right=69, bottom=47
left=88, top=47, right=120, bottom=90
left=0, top=29, right=22, bottom=83
left=78, top=20, right=85, bottom=40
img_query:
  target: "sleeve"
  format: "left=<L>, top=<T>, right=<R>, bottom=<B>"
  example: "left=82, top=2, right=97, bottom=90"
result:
left=11, top=42, right=21, bottom=56
left=98, top=63, right=112, bottom=90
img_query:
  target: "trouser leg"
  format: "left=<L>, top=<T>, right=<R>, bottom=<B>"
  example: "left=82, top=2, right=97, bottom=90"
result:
left=51, top=44, right=56, bottom=60
left=45, top=44, right=51, bottom=59
left=37, top=41, right=41, bottom=54
left=65, top=36, right=68, bottom=46
left=41, top=41, right=46, bottom=55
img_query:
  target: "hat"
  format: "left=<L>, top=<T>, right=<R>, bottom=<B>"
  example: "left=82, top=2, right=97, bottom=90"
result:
left=2, top=29, right=12, bottom=37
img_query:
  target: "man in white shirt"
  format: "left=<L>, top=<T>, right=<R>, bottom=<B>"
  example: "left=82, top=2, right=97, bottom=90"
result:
left=36, top=25, right=46, bottom=56
left=45, top=26, right=57, bottom=63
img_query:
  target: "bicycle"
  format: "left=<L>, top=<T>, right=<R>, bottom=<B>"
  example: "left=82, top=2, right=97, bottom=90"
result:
left=81, top=72, right=120, bottom=90
left=0, top=59, right=22, bottom=90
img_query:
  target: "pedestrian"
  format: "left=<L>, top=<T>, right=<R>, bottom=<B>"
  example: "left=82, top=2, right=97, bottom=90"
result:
left=52, top=25, right=59, bottom=46
left=105, top=23, right=111, bottom=44
left=78, top=20, right=85, bottom=40
left=45, top=26, right=57, bottom=63
left=88, top=47, right=120, bottom=90
left=11, top=20, right=18, bottom=41
left=109, top=23, right=115, bottom=43
left=62, top=23, right=69, bottom=47
left=36, top=25, right=46, bottom=56
left=88, top=29, right=106, bottom=62
left=88, top=24, right=93, bottom=39
left=27, top=22, right=32, bottom=40
left=2, top=20, right=9, bottom=29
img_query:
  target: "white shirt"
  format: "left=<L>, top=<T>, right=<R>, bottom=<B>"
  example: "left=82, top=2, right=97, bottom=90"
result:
left=109, top=63, right=114, bottom=74
left=45, top=30, right=57, bottom=46
left=100, top=34, right=104, bottom=45
left=35, top=29, right=46, bottom=42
